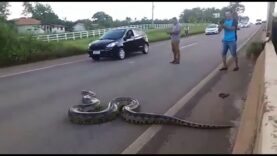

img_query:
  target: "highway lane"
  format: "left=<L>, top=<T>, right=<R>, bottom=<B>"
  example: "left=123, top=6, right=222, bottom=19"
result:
left=0, top=25, right=261, bottom=153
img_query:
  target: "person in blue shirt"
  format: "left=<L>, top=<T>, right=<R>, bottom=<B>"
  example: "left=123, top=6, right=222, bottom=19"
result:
left=219, top=11, right=239, bottom=71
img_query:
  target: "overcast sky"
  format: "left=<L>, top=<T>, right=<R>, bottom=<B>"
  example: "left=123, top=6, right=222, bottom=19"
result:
left=8, top=2, right=270, bottom=23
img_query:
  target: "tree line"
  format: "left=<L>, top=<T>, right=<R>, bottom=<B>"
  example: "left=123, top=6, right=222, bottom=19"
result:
left=0, top=2, right=245, bottom=32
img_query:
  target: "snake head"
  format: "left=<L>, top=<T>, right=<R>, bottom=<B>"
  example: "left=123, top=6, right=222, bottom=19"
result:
left=81, top=90, right=96, bottom=97
left=82, top=95, right=100, bottom=105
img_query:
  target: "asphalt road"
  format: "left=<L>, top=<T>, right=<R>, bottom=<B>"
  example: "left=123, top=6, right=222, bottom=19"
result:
left=0, top=25, right=261, bottom=154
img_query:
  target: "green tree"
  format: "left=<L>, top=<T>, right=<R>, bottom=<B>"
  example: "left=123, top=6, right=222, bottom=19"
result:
left=92, top=11, right=113, bottom=28
left=180, top=7, right=221, bottom=23
left=62, top=20, right=74, bottom=32
left=22, top=2, right=34, bottom=16
left=31, top=3, right=61, bottom=25
left=125, top=17, right=131, bottom=24
left=0, top=2, right=10, bottom=19
left=229, top=2, right=245, bottom=21
left=229, top=2, right=245, bottom=14
left=141, top=17, right=150, bottom=24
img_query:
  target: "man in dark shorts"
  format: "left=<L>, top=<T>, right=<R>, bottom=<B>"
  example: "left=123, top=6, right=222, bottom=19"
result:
left=218, top=11, right=239, bottom=71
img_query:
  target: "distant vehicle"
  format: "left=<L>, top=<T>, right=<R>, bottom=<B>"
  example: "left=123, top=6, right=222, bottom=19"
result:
left=205, top=24, right=219, bottom=35
left=256, top=19, right=262, bottom=25
left=88, top=28, right=149, bottom=60
left=262, top=20, right=266, bottom=23
left=239, top=16, right=250, bottom=28
left=241, top=22, right=251, bottom=28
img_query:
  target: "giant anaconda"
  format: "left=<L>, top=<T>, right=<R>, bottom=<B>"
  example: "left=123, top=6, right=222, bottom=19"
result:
left=68, top=90, right=233, bottom=129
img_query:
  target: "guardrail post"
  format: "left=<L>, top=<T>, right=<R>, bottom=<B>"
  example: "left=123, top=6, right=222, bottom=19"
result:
left=65, top=33, right=67, bottom=40
left=80, top=32, right=82, bottom=39
left=56, top=34, right=59, bottom=42
left=47, top=35, right=50, bottom=42
left=73, top=32, right=75, bottom=40
left=98, top=29, right=101, bottom=36
left=86, top=31, right=89, bottom=38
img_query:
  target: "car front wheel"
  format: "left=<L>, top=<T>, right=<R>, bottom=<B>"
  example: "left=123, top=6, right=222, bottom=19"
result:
left=117, top=48, right=126, bottom=60
left=142, top=43, right=149, bottom=54
left=92, top=55, right=100, bottom=61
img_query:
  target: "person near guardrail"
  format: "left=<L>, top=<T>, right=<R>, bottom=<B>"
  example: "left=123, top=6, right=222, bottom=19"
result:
left=168, top=17, right=181, bottom=64
left=218, top=11, right=239, bottom=71
left=184, top=25, right=189, bottom=36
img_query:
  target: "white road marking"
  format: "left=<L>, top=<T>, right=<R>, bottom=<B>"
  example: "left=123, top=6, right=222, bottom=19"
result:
left=121, top=26, right=262, bottom=154
left=0, top=58, right=88, bottom=79
left=180, top=42, right=198, bottom=49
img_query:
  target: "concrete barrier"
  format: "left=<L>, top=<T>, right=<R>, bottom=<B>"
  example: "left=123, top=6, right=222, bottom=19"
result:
left=254, top=41, right=277, bottom=153
left=232, top=40, right=277, bottom=154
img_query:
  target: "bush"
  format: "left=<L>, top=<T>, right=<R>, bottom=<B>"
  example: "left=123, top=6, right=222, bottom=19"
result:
left=0, top=20, right=84, bottom=67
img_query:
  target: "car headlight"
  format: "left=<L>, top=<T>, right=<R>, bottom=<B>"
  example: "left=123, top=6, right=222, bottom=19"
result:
left=88, top=43, right=92, bottom=48
left=106, top=42, right=117, bottom=48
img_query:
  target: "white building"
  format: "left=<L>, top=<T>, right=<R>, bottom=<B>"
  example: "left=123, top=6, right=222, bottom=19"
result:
left=13, top=17, right=44, bottom=34
left=42, top=24, right=65, bottom=34
left=12, top=17, right=65, bottom=34
left=73, top=22, right=86, bottom=32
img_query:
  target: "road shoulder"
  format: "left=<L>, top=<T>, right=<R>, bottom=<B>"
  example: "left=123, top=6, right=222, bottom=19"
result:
left=138, top=42, right=256, bottom=154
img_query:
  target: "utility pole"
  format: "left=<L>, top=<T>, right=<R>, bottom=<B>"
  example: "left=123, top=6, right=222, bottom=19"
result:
left=152, top=2, right=154, bottom=28
left=267, top=2, right=275, bottom=37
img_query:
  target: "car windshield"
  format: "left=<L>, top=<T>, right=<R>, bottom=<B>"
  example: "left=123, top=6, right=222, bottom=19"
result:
left=207, top=25, right=217, bottom=28
left=100, top=29, right=126, bottom=40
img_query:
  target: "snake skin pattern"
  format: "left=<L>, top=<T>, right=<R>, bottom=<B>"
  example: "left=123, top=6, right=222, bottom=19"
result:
left=68, top=90, right=233, bottom=129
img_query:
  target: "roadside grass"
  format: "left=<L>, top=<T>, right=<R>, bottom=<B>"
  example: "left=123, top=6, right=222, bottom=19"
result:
left=148, top=24, right=207, bottom=42
left=61, top=36, right=99, bottom=50
left=0, top=23, right=207, bottom=67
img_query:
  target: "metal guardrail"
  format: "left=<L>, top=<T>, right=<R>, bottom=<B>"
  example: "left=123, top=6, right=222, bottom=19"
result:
left=34, top=23, right=204, bottom=42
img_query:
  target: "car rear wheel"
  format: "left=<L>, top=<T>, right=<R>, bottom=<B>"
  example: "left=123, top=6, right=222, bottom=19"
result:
left=117, top=48, right=126, bottom=60
left=92, top=55, right=100, bottom=61
left=142, top=43, right=149, bottom=54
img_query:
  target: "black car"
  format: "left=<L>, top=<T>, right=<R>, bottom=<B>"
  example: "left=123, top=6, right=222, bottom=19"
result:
left=88, top=28, right=149, bottom=60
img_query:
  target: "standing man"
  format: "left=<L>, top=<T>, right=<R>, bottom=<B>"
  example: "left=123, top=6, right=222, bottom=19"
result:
left=169, top=17, right=181, bottom=64
left=219, top=11, right=239, bottom=71
left=184, top=25, right=189, bottom=36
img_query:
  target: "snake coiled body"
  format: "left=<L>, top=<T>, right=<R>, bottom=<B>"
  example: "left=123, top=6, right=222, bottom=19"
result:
left=68, top=91, right=233, bottom=129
